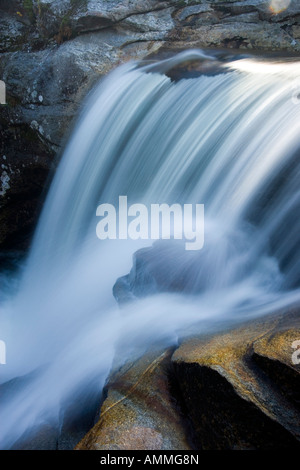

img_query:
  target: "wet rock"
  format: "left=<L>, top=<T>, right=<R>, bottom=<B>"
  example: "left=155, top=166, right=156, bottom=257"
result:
left=252, top=323, right=300, bottom=409
left=170, top=0, right=300, bottom=50
left=172, top=309, right=300, bottom=449
left=113, top=241, right=205, bottom=304
left=76, top=309, right=300, bottom=450
left=0, top=12, right=28, bottom=53
left=75, top=347, right=193, bottom=450
left=11, top=424, right=59, bottom=450
left=113, top=225, right=278, bottom=304
left=0, top=120, right=53, bottom=249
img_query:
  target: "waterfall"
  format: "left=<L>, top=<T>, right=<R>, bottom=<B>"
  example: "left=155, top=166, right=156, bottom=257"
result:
left=0, top=50, right=300, bottom=449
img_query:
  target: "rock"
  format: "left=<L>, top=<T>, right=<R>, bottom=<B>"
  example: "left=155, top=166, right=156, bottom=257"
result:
left=11, top=424, right=59, bottom=450
left=0, top=119, right=53, bottom=248
left=120, top=8, right=175, bottom=34
left=0, top=12, right=28, bottom=53
left=113, top=241, right=207, bottom=304
left=75, top=347, right=193, bottom=450
left=113, top=224, right=280, bottom=304
left=171, top=309, right=300, bottom=449
left=76, top=308, right=300, bottom=450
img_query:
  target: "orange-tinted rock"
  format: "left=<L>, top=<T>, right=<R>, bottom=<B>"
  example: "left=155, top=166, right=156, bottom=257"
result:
left=76, top=347, right=192, bottom=450
left=76, top=309, right=300, bottom=450
left=172, top=309, right=300, bottom=449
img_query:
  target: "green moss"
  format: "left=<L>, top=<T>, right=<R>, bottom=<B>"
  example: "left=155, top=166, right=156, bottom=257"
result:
left=55, top=15, right=73, bottom=44
left=176, top=0, right=187, bottom=7
left=61, top=16, right=70, bottom=26
left=23, top=0, right=35, bottom=23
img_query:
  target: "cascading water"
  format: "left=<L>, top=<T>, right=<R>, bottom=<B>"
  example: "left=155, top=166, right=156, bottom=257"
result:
left=1, top=50, right=300, bottom=449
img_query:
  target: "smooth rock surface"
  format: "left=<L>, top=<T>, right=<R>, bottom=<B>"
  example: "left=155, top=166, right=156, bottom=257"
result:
left=172, top=309, right=300, bottom=449
left=76, top=309, right=300, bottom=450
left=75, top=347, right=193, bottom=450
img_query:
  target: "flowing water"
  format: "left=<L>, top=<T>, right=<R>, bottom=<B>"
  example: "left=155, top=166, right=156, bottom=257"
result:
left=0, top=50, right=300, bottom=449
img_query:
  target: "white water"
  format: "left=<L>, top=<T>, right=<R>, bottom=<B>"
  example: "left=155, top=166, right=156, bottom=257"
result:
left=1, top=50, right=300, bottom=449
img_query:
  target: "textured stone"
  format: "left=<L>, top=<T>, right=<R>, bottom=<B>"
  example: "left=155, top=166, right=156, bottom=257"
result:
left=75, top=347, right=193, bottom=450
left=172, top=309, right=300, bottom=449
left=75, top=309, right=300, bottom=450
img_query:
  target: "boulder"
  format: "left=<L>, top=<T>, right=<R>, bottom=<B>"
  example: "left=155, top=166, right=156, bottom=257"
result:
left=113, top=241, right=202, bottom=304
left=75, top=347, right=193, bottom=450
left=76, top=308, right=300, bottom=450
left=171, top=309, right=300, bottom=449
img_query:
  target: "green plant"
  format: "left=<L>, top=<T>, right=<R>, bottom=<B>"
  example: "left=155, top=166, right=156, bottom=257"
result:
left=55, top=15, right=73, bottom=44
left=54, top=0, right=87, bottom=44
left=23, top=0, right=35, bottom=23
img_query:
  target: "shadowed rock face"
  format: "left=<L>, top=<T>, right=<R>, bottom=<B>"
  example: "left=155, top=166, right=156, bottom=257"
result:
left=113, top=241, right=209, bottom=304
left=1, top=0, right=300, bottom=248
left=76, top=310, right=300, bottom=450
left=0, top=120, right=52, bottom=249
